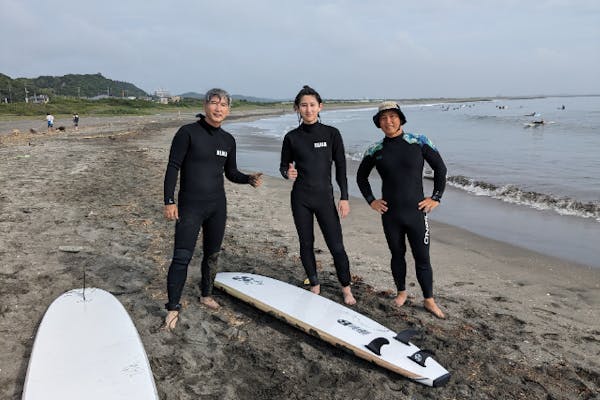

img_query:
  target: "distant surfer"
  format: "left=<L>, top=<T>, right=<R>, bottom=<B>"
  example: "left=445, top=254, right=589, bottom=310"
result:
left=162, top=88, right=263, bottom=330
left=280, top=85, right=356, bottom=306
left=533, top=119, right=544, bottom=125
left=357, top=102, right=447, bottom=319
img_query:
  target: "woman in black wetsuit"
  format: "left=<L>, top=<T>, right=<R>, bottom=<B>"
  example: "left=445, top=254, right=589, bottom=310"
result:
left=357, top=101, right=447, bottom=318
left=280, top=85, right=356, bottom=305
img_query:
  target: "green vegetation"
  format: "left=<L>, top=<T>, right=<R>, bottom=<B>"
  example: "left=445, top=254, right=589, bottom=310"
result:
left=0, top=71, right=502, bottom=118
left=231, top=99, right=289, bottom=109
left=0, top=73, right=147, bottom=101
left=0, top=95, right=292, bottom=117
left=1, top=96, right=189, bottom=116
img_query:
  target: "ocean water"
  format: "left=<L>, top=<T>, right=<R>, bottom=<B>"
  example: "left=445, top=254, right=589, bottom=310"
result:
left=226, top=96, right=600, bottom=268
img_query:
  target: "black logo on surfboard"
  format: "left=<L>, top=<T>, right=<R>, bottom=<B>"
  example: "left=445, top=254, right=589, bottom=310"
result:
left=232, top=276, right=264, bottom=285
left=337, top=319, right=371, bottom=335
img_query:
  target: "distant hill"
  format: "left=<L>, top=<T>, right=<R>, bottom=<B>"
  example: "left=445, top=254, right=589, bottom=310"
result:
left=179, top=91, right=204, bottom=99
left=179, top=91, right=280, bottom=103
left=0, top=73, right=148, bottom=101
left=233, top=94, right=282, bottom=103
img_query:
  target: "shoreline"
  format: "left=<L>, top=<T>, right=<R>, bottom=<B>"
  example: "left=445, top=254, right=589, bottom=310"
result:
left=3, top=107, right=596, bottom=270
left=224, top=102, right=600, bottom=269
left=2, top=106, right=597, bottom=269
left=0, top=113, right=599, bottom=399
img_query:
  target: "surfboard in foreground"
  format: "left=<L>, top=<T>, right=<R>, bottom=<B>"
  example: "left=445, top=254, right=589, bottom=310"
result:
left=215, top=272, right=451, bottom=387
left=22, top=288, right=159, bottom=400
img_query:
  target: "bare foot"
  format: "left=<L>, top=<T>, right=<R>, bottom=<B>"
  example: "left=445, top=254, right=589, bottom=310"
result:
left=310, top=284, right=321, bottom=295
left=200, top=296, right=221, bottom=310
left=161, top=310, right=179, bottom=331
left=424, top=298, right=446, bottom=319
left=393, top=291, right=408, bottom=307
left=342, top=286, right=356, bottom=305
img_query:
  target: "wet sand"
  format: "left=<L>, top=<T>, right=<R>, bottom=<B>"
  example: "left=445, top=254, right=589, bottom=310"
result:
left=0, top=112, right=599, bottom=399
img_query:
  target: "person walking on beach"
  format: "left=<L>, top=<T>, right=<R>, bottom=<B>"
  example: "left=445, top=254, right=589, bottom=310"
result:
left=357, top=101, right=447, bottom=318
left=280, top=85, right=356, bottom=305
left=72, top=113, right=79, bottom=131
left=46, top=113, right=54, bottom=132
left=162, top=88, right=263, bottom=330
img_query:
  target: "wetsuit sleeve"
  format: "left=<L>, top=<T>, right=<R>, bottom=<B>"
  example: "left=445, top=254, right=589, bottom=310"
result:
left=224, top=138, right=250, bottom=184
left=279, top=134, right=293, bottom=179
left=332, top=130, right=349, bottom=200
left=356, top=154, right=377, bottom=204
left=164, top=128, right=189, bottom=205
left=422, top=144, right=447, bottom=201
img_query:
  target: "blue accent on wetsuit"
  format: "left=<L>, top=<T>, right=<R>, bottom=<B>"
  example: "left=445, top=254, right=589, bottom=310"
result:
left=356, top=132, right=447, bottom=298
left=280, top=122, right=351, bottom=287
left=164, top=118, right=250, bottom=310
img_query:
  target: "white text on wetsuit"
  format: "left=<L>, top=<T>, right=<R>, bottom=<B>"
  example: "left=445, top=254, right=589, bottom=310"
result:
left=314, top=142, right=327, bottom=148
left=424, top=215, right=430, bottom=245
left=216, top=150, right=228, bottom=157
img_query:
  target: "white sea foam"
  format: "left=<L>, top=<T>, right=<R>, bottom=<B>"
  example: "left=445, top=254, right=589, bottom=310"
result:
left=447, top=176, right=600, bottom=221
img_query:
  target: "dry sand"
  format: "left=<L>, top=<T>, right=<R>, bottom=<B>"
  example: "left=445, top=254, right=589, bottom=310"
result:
left=0, top=112, right=599, bottom=399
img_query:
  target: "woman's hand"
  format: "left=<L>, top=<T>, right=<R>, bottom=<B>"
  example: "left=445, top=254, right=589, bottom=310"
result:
left=338, top=200, right=350, bottom=219
left=287, top=163, right=298, bottom=180
left=164, top=204, right=179, bottom=221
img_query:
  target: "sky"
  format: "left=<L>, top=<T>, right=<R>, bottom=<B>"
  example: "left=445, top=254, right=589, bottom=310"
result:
left=1, top=0, right=599, bottom=99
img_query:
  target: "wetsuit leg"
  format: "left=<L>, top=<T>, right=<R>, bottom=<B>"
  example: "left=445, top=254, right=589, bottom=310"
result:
left=199, top=198, right=227, bottom=296
left=405, top=212, right=433, bottom=298
left=382, top=213, right=408, bottom=292
left=166, top=206, right=204, bottom=311
left=291, top=191, right=319, bottom=285
left=314, top=198, right=351, bottom=287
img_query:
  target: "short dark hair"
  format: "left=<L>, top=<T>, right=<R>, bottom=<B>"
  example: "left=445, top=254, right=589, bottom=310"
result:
left=294, top=85, right=322, bottom=108
left=205, top=88, right=231, bottom=106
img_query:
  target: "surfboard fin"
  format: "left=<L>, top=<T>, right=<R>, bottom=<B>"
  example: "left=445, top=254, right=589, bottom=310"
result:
left=393, top=329, right=420, bottom=345
left=365, top=337, right=390, bottom=356
left=408, top=350, right=434, bottom=367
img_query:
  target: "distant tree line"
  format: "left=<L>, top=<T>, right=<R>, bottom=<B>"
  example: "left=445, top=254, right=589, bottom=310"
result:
left=0, top=73, right=148, bottom=102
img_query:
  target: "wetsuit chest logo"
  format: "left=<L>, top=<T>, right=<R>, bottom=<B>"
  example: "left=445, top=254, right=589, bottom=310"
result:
left=216, top=150, right=228, bottom=157
left=314, top=142, right=327, bottom=148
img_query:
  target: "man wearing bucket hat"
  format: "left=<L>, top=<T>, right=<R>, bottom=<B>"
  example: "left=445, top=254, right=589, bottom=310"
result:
left=357, top=101, right=447, bottom=318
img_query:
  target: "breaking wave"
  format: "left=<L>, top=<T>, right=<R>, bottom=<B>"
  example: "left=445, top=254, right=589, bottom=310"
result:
left=447, top=175, right=600, bottom=221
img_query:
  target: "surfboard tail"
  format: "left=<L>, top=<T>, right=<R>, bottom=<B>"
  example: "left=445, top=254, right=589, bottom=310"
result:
left=433, top=372, right=452, bottom=387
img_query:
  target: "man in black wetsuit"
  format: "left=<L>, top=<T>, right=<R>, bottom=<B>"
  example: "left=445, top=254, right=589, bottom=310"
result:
left=162, top=88, right=262, bottom=330
left=280, top=85, right=356, bottom=305
left=357, top=101, right=447, bottom=318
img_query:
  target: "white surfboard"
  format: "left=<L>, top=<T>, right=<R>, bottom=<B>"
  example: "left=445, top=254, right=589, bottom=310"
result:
left=215, top=272, right=451, bottom=387
left=22, top=288, right=159, bottom=400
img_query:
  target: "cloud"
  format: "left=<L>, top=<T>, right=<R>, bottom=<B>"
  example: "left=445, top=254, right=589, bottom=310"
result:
left=1, top=0, right=598, bottom=98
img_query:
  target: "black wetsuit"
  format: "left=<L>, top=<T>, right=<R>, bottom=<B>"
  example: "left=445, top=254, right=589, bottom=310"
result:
left=280, top=122, right=351, bottom=287
left=356, top=132, right=446, bottom=298
left=164, top=118, right=250, bottom=311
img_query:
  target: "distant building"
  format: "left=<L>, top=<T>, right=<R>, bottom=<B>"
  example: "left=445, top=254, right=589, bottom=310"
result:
left=154, top=88, right=176, bottom=104
left=89, top=94, right=111, bottom=100
left=154, top=89, right=171, bottom=98
left=29, top=94, right=49, bottom=104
